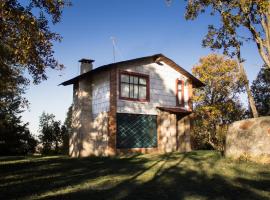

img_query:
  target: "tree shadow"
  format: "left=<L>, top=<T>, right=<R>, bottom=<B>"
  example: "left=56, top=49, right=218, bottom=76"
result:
left=1, top=152, right=269, bottom=200
left=0, top=154, right=151, bottom=199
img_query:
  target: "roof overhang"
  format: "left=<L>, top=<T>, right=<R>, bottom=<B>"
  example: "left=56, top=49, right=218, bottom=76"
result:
left=60, top=54, right=205, bottom=88
left=154, top=55, right=204, bottom=88
left=156, top=106, right=192, bottom=115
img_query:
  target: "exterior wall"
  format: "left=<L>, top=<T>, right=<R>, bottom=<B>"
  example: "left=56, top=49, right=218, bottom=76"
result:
left=70, top=78, right=93, bottom=157
left=70, top=71, right=110, bottom=157
left=91, top=71, right=110, bottom=116
left=157, top=110, right=177, bottom=152
left=108, top=68, right=117, bottom=155
left=157, top=110, right=191, bottom=153
left=69, top=59, right=194, bottom=157
left=115, top=60, right=192, bottom=153
left=225, top=116, right=270, bottom=162
left=116, top=111, right=192, bottom=154
left=117, top=61, right=190, bottom=115
left=69, top=83, right=82, bottom=157
left=80, top=112, right=109, bottom=157
left=176, top=114, right=191, bottom=152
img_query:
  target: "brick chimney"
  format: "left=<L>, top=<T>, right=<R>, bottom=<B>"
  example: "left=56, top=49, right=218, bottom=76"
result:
left=79, top=58, right=94, bottom=74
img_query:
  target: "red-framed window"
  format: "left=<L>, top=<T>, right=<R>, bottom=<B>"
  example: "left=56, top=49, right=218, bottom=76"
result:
left=119, top=71, right=150, bottom=102
left=176, top=79, right=184, bottom=106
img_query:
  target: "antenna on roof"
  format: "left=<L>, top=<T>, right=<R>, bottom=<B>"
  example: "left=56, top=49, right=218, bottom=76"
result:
left=165, top=0, right=172, bottom=7
left=110, top=36, right=124, bottom=63
left=110, top=36, right=116, bottom=63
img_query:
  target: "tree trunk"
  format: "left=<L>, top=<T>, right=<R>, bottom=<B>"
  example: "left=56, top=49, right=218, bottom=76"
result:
left=239, top=62, right=259, bottom=118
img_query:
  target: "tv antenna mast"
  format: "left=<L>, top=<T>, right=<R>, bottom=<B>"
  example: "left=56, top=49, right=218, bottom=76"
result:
left=110, top=36, right=124, bottom=63
left=110, top=36, right=116, bottom=63
left=165, top=0, right=172, bottom=7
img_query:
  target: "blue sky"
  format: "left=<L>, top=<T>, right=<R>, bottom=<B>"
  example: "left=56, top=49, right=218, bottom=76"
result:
left=21, top=0, right=264, bottom=135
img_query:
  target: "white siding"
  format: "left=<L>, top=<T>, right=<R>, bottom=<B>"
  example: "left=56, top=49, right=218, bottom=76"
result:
left=92, top=71, right=110, bottom=116
left=117, top=62, right=190, bottom=115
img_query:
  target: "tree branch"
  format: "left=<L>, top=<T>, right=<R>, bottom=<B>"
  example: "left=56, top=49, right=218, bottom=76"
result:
left=246, top=16, right=270, bottom=68
left=264, top=6, right=270, bottom=62
left=261, top=14, right=270, bottom=52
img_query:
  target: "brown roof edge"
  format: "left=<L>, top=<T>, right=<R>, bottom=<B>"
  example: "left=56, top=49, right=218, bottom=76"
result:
left=59, top=54, right=205, bottom=87
left=155, top=55, right=204, bottom=88
left=156, top=106, right=192, bottom=114
left=59, top=54, right=162, bottom=86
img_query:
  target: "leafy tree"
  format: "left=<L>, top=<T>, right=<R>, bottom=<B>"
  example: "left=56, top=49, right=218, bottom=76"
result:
left=0, top=59, right=29, bottom=127
left=61, top=105, right=72, bottom=154
left=184, top=0, right=270, bottom=70
left=39, top=112, right=58, bottom=154
left=0, top=111, right=37, bottom=155
left=0, top=0, right=70, bottom=116
left=0, top=68, right=37, bottom=155
left=38, top=112, right=69, bottom=154
left=60, top=125, right=69, bottom=154
left=251, top=66, right=270, bottom=116
left=191, top=54, right=247, bottom=151
left=175, top=0, right=267, bottom=117
left=0, top=0, right=70, bottom=83
left=64, top=105, right=72, bottom=136
left=0, top=0, right=70, bottom=155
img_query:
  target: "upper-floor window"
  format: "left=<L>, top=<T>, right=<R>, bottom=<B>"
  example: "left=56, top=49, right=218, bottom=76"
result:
left=119, top=71, right=149, bottom=101
left=176, top=79, right=184, bottom=106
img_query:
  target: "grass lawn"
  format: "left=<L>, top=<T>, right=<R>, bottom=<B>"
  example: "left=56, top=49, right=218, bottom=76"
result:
left=0, top=151, right=270, bottom=200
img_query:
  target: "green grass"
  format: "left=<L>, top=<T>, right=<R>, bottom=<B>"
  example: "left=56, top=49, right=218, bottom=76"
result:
left=0, top=151, right=269, bottom=200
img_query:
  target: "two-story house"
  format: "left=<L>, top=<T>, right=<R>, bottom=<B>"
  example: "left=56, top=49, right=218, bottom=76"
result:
left=61, top=54, right=204, bottom=157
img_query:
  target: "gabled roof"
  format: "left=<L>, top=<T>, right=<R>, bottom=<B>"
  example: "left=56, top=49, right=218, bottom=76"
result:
left=60, top=54, right=204, bottom=88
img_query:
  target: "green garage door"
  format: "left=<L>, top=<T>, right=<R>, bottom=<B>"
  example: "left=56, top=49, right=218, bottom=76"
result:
left=116, top=113, right=157, bottom=148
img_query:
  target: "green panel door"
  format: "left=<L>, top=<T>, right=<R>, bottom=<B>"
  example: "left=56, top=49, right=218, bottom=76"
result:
left=116, top=113, right=157, bottom=148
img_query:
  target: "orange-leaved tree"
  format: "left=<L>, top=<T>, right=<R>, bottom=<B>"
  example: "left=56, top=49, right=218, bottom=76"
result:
left=191, top=54, right=247, bottom=151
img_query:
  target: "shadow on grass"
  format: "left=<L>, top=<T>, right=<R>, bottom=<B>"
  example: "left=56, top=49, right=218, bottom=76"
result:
left=0, top=151, right=269, bottom=200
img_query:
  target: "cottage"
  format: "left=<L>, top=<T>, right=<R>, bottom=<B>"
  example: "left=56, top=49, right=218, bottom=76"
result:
left=61, top=54, right=204, bottom=157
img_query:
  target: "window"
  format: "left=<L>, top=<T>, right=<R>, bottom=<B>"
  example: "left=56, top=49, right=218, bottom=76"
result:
left=116, top=113, right=157, bottom=148
left=119, top=71, right=149, bottom=101
left=176, top=79, right=184, bottom=106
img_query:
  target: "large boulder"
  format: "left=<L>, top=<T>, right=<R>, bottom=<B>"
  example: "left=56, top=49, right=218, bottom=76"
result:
left=225, top=116, right=270, bottom=162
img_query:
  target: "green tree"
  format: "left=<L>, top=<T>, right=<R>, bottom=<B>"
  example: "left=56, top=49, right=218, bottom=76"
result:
left=0, top=69, right=37, bottom=155
left=38, top=112, right=69, bottom=154
left=0, top=0, right=70, bottom=155
left=60, top=105, right=72, bottom=154
left=60, top=125, right=69, bottom=154
left=251, top=66, right=270, bottom=116
left=191, top=54, right=247, bottom=151
left=64, top=105, right=72, bottom=136
left=0, top=112, right=37, bottom=155
left=0, top=0, right=70, bottom=113
left=39, top=112, right=59, bottom=154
